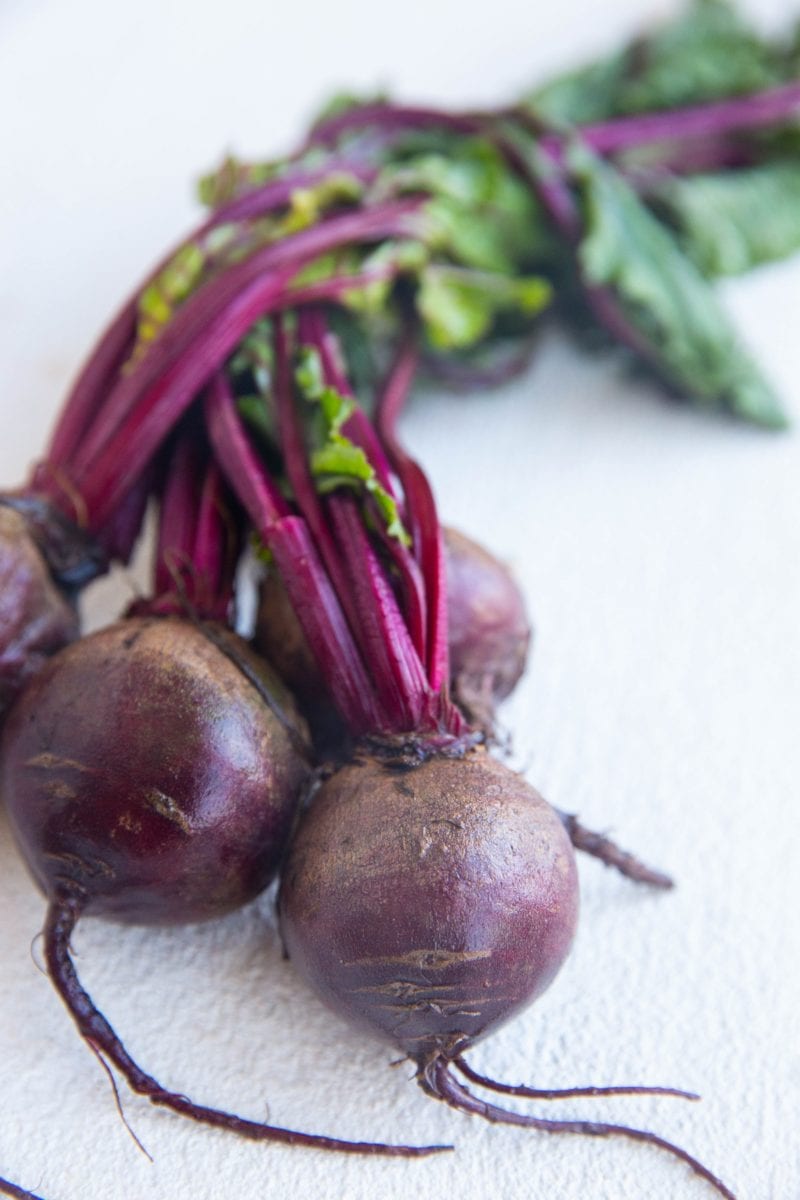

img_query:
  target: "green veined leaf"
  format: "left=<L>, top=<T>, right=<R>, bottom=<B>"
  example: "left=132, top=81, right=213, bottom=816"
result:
left=528, top=0, right=788, bottom=124
left=570, top=143, right=788, bottom=427
left=650, top=162, right=800, bottom=277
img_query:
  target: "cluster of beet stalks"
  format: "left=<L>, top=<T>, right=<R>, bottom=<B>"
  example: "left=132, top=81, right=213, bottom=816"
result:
left=2, top=84, right=788, bottom=1200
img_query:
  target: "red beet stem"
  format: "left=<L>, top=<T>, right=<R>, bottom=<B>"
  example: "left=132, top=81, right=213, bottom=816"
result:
left=43, top=159, right=377, bottom=475
left=327, top=494, right=428, bottom=730
left=192, top=460, right=237, bottom=617
left=272, top=318, right=366, bottom=641
left=377, top=335, right=451, bottom=694
left=299, top=310, right=428, bottom=664
left=42, top=900, right=449, bottom=1158
left=206, top=373, right=381, bottom=733
left=148, top=427, right=236, bottom=621
left=427, top=1059, right=736, bottom=1199
left=305, top=102, right=485, bottom=150
left=573, top=81, right=800, bottom=157
left=274, top=320, right=420, bottom=727
left=73, top=199, right=422, bottom=481
left=302, top=309, right=397, bottom=496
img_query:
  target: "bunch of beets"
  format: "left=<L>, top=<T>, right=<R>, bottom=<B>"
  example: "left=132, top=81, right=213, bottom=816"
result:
left=3, top=5, right=800, bottom=1195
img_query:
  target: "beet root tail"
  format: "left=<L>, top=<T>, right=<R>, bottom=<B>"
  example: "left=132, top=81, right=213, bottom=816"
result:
left=558, top=811, right=674, bottom=889
left=422, top=1058, right=736, bottom=1199
left=0, top=1177, right=49, bottom=1200
left=452, top=1055, right=698, bottom=1101
left=43, top=901, right=450, bottom=1158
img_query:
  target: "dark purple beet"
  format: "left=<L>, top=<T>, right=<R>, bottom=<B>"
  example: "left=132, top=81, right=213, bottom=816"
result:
left=279, top=750, right=735, bottom=1197
left=0, top=506, right=78, bottom=725
left=279, top=750, right=577, bottom=1061
left=255, top=526, right=531, bottom=741
left=2, top=615, right=310, bottom=923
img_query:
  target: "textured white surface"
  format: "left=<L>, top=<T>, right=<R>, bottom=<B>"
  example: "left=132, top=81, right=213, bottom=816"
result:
left=1, top=2, right=799, bottom=1198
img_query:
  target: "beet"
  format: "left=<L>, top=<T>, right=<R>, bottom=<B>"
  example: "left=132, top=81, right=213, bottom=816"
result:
left=279, top=750, right=577, bottom=1058
left=2, top=616, right=310, bottom=924
left=278, top=749, right=733, bottom=1197
left=0, top=506, right=78, bottom=725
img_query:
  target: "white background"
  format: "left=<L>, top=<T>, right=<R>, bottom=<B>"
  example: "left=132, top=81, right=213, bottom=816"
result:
left=1, top=1, right=799, bottom=1197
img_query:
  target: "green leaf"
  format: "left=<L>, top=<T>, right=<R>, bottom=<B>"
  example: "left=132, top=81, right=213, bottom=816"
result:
left=295, top=347, right=410, bottom=543
left=528, top=0, right=788, bottom=123
left=377, top=138, right=550, bottom=272
left=650, top=162, right=800, bottom=277
left=571, top=145, right=788, bottom=427
left=128, top=243, right=206, bottom=367
left=416, top=266, right=551, bottom=350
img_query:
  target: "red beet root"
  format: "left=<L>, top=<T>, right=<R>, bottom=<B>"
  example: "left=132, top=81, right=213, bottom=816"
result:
left=2, top=616, right=309, bottom=923
left=278, top=749, right=734, bottom=1197
left=280, top=751, right=578, bottom=1059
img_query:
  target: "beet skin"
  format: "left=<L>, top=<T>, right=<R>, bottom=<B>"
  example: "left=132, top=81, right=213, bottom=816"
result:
left=279, top=749, right=578, bottom=1063
left=1, top=616, right=310, bottom=923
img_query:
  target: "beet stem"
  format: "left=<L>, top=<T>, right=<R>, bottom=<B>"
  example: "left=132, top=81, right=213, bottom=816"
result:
left=206, top=374, right=381, bottom=732
left=43, top=900, right=451, bottom=1158
left=376, top=334, right=453, bottom=700
left=43, top=159, right=378, bottom=472
left=429, top=1059, right=736, bottom=1199
left=559, top=812, right=674, bottom=889
left=272, top=319, right=369, bottom=651
left=301, top=310, right=430, bottom=668
left=453, top=1055, right=697, bottom=1101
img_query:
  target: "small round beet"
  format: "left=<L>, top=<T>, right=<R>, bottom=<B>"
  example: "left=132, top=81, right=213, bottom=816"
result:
left=0, top=506, right=78, bottom=724
left=279, top=749, right=578, bottom=1061
left=1, top=615, right=310, bottom=923
left=278, top=751, right=735, bottom=1196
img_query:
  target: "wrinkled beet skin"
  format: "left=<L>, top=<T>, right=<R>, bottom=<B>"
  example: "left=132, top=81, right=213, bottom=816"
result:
left=1, top=617, right=310, bottom=924
left=279, top=751, right=578, bottom=1061
left=256, top=526, right=531, bottom=734
left=0, top=507, right=78, bottom=722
